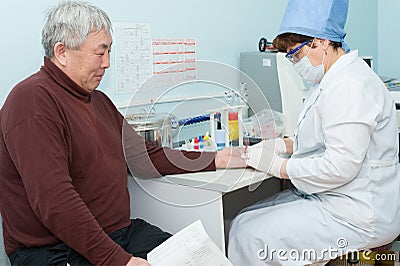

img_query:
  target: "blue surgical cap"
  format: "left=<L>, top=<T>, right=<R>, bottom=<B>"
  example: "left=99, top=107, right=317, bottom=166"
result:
left=277, top=0, right=350, bottom=52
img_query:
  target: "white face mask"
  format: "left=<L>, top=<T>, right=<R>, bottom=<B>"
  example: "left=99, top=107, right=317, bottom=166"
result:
left=293, top=46, right=325, bottom=85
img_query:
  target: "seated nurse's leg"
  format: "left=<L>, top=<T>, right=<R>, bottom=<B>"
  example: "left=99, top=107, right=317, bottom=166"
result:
left=228, top=196, right=371, bottom=266
left=228, top=199, right=304, bottom=265
left=238, top=188, right=302, bottom=215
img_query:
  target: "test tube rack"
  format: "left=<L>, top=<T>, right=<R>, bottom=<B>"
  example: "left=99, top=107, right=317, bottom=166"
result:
left=209, top=105, right=247, bottom=148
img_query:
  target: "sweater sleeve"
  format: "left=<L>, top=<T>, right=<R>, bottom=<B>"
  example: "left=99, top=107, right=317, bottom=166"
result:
left=122, top=120, right=216, bottom=178
left=4, top=115, right=132, bottom=265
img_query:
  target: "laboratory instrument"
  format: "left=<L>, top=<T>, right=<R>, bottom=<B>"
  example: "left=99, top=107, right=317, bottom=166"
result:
left=240, top=51, right=308, bottom=137
left=125, top=112, right=173, bottom=147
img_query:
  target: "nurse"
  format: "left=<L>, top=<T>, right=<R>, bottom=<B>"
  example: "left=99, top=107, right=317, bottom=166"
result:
left=228, top=0, right=400, bottom=265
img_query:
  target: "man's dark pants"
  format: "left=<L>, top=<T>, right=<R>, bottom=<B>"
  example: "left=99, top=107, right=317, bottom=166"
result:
left=9, top=219, right=171, bottom=265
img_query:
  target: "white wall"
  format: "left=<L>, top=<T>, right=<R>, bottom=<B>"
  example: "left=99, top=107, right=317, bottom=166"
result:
left=378, top=0, right=400, bottom=78
left=0, top=0, right=379, bottom=107
left=347, top=0, right=379, bottom=71
left=0, top=0, right=288, bottom=107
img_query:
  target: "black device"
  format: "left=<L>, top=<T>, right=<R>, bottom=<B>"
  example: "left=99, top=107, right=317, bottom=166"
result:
left=258, top=37, right=273, bottom=52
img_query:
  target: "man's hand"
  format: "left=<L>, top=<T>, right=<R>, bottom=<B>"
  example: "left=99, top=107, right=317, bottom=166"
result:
left=215, top=147, right=247, bottom=169
left=126, top=256, right=151, bottom=266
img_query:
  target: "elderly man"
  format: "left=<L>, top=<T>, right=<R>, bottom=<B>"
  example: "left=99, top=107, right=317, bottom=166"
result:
left=0, top=1, right=245, bottom=265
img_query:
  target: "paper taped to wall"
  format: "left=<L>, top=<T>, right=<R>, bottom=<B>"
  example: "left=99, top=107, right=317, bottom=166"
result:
left=147, top=220, right=233, bottom=266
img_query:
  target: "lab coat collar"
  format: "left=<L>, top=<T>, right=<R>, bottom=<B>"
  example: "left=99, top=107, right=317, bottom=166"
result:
left=319, top=50, right=359, bottom=89
left=294, top=84, right=322, bottom=139
left=294, top=50, right=360, bottom=146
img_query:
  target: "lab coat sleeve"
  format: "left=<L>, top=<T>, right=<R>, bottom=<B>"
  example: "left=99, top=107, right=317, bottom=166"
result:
left=287, top=79, right=380, bottom=194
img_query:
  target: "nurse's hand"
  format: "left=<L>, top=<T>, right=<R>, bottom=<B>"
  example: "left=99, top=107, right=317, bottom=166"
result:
left=246, top=138, right=288, bottom=178
left=283, top=138, right=294, bottom=155
left=215, top=147, right=247, bottom=169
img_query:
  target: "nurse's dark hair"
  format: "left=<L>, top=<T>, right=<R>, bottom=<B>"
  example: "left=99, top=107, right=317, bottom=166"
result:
left=272, top=33, right=342, bottom=53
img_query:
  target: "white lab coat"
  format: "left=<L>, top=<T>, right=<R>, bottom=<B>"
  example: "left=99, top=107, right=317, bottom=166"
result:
left=228, top=51, right=400, bottom=265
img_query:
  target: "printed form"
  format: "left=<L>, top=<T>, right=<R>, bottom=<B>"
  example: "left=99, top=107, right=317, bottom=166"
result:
left=113, top=22, right=152, bottom=93
left=147, top=220, right=233, bottom=266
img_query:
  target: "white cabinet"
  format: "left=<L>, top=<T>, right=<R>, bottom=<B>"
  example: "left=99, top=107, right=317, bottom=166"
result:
left=128, top=169, right=282, bottom=253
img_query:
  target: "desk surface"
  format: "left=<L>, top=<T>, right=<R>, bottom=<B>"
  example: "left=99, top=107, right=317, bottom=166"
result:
left=151, top=168, right=271, bottom=193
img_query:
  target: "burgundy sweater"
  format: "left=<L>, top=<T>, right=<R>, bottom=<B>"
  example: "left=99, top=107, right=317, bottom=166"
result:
left=0, top=58, right=216, bottom=265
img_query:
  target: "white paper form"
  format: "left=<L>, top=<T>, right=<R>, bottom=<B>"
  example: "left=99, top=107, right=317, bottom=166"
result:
left=113, top=22, right=151, bottom=93
left=147, top=220, right=233, bottom=266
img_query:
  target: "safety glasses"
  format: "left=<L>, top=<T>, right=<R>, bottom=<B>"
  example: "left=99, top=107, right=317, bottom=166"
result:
left=285, top=40, right=312, bottom=63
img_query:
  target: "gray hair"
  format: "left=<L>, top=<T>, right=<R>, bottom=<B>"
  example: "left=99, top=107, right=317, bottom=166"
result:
left=41, top=1, right=112, bottom=58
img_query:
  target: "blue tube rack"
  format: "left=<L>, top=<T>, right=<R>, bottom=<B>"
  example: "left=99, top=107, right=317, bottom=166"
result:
left=179, top=114, right=210, bottom=127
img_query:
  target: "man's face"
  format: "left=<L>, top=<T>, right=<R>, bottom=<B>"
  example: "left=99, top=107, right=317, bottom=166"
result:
left=64, top=29, right=112, bottom=92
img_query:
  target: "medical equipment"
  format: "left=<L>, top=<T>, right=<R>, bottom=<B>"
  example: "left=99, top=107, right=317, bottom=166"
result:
left=228, top=112, right=239, bottom=141
left=125, top=112, right=173, bottom=147
left=388, top=87, right=400, bottom=132
left=240, top=51, right=308, bottom=137
left=209, top=105, right=247, bottom=148
left=381, top=76, right=400, bottom=132
left=258, top=37, right=274, bottom=52
left=215, top=113, right=226, bottom=150
left=361, top=56, right=373, bottom=68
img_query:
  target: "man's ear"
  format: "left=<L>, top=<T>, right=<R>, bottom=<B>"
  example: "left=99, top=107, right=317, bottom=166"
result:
left=53, top=42, right=67, bottom=66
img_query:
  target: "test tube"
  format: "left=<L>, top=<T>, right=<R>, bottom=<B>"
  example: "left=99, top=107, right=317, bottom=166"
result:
left=238, top=107, right=243, bottom=147
left=210, top=111, right=215, bottom=142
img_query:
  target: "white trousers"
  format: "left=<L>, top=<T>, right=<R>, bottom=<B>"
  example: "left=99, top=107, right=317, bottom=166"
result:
left=228, top=189, right=374, bottom=266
